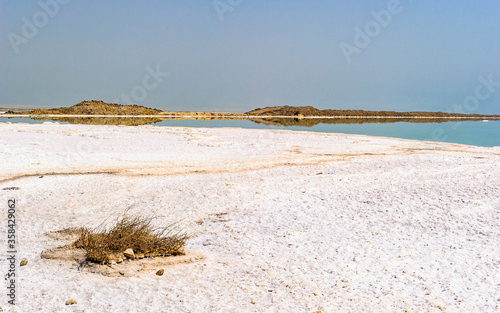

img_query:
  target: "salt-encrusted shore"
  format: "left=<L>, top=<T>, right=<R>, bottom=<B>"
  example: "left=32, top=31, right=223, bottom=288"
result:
left=0, top=123, right=499, bottom=312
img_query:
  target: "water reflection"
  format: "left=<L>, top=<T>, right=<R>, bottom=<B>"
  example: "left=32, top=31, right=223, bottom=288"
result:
left=2, top=115, right=497, bottom=147
left=24, top=116, right=492, bottom=127
left=247, top=117, right=478, bottom=127
left=30, top=116, right=171, bottom=126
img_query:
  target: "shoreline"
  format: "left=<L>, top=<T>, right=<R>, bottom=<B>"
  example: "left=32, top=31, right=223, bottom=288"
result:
left=2, top=113, right=500, bottom=119
left=1, top=118, right=498, bottom=149
left=2, top=121, right=498, bottom=183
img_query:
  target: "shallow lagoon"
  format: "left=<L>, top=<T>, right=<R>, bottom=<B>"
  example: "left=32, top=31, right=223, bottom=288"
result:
left=1, top=117, right=498, bottom=147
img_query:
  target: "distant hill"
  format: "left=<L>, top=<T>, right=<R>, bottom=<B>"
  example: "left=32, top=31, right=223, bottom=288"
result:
left=246, top=106, right=326, bottom=116
left=20, top=100, right=164, bottom=115
left=245, top=105, right=497, bottom=118
left=5, top=102, right=498, bottom=119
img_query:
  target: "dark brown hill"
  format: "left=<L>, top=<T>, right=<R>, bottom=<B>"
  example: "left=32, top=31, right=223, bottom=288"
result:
left=246, top=106, right=324, bottom=116
left=23, top=100, right=164, bottom=115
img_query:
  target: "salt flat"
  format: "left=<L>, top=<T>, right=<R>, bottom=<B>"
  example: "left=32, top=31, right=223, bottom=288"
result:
left=0, top=123, right=499, bottom=312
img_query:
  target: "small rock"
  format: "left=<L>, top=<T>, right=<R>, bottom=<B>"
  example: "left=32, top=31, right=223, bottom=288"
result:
left=65, top=299, right=77, bottom=305
left=136, top=253, right=145, bottom=259
left=119, top=270, right=135, bottom=277
left=123, top=248, right=135, bottom=258
left=20, top=258, right=28, bottom=266
left=156, top=269, right=164, bottom=276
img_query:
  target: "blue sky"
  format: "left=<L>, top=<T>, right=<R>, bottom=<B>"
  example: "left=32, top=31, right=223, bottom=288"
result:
left=1, top=0, right=499, bottom=113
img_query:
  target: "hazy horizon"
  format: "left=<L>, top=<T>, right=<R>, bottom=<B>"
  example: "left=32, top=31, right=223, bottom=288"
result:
left=2, top=1, right=500, bottom=114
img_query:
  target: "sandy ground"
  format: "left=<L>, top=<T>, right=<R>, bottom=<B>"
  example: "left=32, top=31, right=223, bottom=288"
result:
left=0, top=122, right=499, bottom=312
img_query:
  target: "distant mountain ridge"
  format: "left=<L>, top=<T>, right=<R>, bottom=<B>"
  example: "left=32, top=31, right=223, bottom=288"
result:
left=244, top=105, right=497, bottom=118
left=4, top=102, right=499, bottom=118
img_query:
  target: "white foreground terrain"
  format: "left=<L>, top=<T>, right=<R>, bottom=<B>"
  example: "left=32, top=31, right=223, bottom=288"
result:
left=0, top=122, right=499, bottom=312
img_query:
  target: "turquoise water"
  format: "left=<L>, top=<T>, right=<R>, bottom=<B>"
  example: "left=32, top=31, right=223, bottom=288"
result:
left=1, top=117, right=498, bottom=147
left=151, top=119, right=499, bottom=147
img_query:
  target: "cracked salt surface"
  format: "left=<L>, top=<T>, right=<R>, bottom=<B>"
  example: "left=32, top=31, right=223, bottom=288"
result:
left=0, top=123, right=499, bottom=312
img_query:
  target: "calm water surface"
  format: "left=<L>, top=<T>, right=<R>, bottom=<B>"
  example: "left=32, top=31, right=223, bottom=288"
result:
left=1, top=117, right=498, bottom=147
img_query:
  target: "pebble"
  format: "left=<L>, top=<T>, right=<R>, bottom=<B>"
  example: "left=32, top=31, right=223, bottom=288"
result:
left=123, top=248, right=135, bottom=258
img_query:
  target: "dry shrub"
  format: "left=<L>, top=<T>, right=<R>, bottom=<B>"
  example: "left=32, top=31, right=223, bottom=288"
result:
left=75, top=214, right=189, bottom=264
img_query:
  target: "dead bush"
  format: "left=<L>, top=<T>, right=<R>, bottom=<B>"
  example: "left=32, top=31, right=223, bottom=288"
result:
left=75, top=214, right=189, bottom=264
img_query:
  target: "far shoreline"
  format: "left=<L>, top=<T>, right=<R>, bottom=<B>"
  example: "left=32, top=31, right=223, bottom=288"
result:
left=2, top=114, right=500, bottom=120
left=2, top=101, right=500, bottom=120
